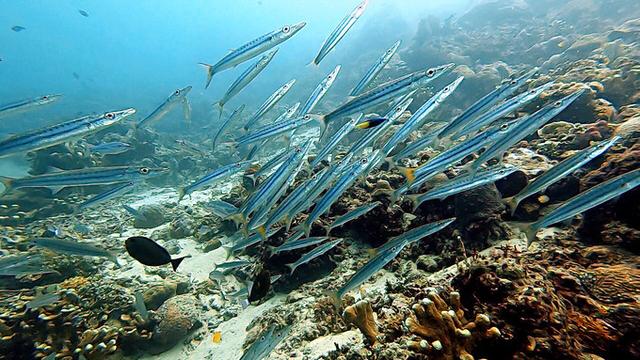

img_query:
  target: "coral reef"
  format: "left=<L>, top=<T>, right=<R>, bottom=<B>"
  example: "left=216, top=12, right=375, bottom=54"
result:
left=343, top=299, right=378, bottom=345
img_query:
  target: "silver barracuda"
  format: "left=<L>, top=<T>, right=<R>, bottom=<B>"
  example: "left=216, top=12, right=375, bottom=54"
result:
left=138, top=86, right=191, bottom=128
left=206, top=200, right=239, bottom=219
left=453, top=81, right=555, bottom=138
left=213, top=259, right=252, bottom=272
left=299, top=65, right=341, bottom=116
left=32, top=238, right=118, bottom=263
left=200, top=22, right=306, bottom=89
left=223, top=227, right=282, bottom=258
left=244, top=79, right=296, bottom=130
left=436, top=68, right=538, bottom=140
left=310, top=115, right=360, bottom=169
left=0, top=166, right=166, bottom=196
left=178, top=160, right=252, bottom=201
left=89, top=141, right=132, bottom=155
left=285, top=239, right=342, bottom=274
left=0, top=108, right=135, bottom=158
left=506, top=136, right=619, bottom=215
left=390, top=123, right=446, bottom=162
left=215, top=49, right=278, bottom=118
left=0, top=94, right=62, bottom=118
left=236, top=114, right=316, bottom=146
left=239, top=325, right=291, bottom=360
left=382, top=76, right=464, bottom=156
left=350, top=40, right=401, bottom=96
left=301, top=158, right=370, bottom=236
left=309, top=64, right=454, bottom=132
left=213, top=104, right=245, bottom=150
left=327, top=201, right=381, bottom=234
left=271, top=236, right=330, bottom=255
left=406, top=166, right=518, bottom=210
left=470, top=89, right=585, bottom=174
left=520, top=168, right=640, bottom=246
left=77, top=181, right=136, bottom=211
left=312, top=0, right=368, bottom=66
left=374, top=218, right=456, bottom=255
left=246, top=148, right=290, bottom=186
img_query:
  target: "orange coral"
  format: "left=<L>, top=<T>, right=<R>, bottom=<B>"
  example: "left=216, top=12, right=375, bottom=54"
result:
left=343, top=299, right=378, bottom=345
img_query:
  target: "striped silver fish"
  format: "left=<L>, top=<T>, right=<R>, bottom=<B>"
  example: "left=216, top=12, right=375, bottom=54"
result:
left=382, top=76, right=464, bottom=156
left=89, top=141, right=132, bottom=155
left=245, top=148, right=290, bottom=186
left=244, top=79, right=296, bottom=130
left=270, top=236, right=330, bottom=255
left=327, top=201, right=381, bottom=234
left=390, top=123, right=446, bottom=162
left=406, top=166, right=518, bottom=210
left=0, top=166, right=166, bottom=196
left=178, top=160, right=252, bottom=201
left=520, top=168, right=640, bottom=245
left=200, top=22, right=306, bottom=89
left=350, top=40, right=401, bottom=96
left=215, top=49, right=278, bottom=118
left=239, top=325, right=291, bottom=360
left=299, top=65, right=342, bottom=116
left=309, top=63, right=453, bottom=132
left=470, top=89, right=585, bottom=174
left=373, top=217, right=456, bottom=255
left=0, top=108, right=135, bottom=158
left=213, top=104, right=245, bottom=150
left=77, top=181, right=136, bottom=211
left=138, top=86, right=191, bottom=128
left=206, top=200, right=239, bottom=219
left=32, top=238, right=118, bottom=263
left=310, top=115, right=360, bottom=169
left=436, top=68, right=538, bottom=140
left=236, top=114, right=316, bottom=146
left=285, top=239, right=342, bottom=274
left=312, top=0, right=368, bottom=65
left=505, top=136, right=619, bottom=215
left=273, top=102, right=301, bottom=123
left=0, top=94, right=62, bottom=118
left=223, top=227, right=282, bottom=258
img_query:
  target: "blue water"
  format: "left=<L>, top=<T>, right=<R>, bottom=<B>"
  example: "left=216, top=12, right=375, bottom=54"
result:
left=0, top=0, right=471, bottom=133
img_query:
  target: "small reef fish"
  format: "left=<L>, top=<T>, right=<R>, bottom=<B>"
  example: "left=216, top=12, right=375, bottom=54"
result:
left=270, top=236, right=330, bottom=255
left=350, top=39, right=402, bottom=96
left=125, top=236, right=189, bottom=271
left=133, top=291, right=149, bottom=322
left=244, top=79, right=296, bottom=130
left=0, top=166, right=166, bottom=197
left=285, top=239, right=342, bottom=274
left=299, top=65, right=341, bottom=116
left=505, top=136, right=619, bottom=215
left=327, top=201, right=381, bottom=234
left=0, top=255, right=57, bottom=277
left=89, top=141, right=131, bottom=155
left=310, top=115, right=361, bottom=169
left=138, top=86, right=191, bottom=128
left=0, top=108, right=135, bottom=158
left=26, top=293, right=61, bottom=310
left=206, top=200, right=239, bottom=219
left=213, top=104, right=245, bottom=150
left=239, top=325, right=291, bottom=360
left=122, top=205, right=147, bottom=222
left=215, top=49, right=278, bottom=118
left=436, top=67, right=538, bottom=140
left=32, top=238, right=118, bottom=263
left=0, top=94, right=62, bottom=119
left=178, top=160, right=252, bottom=201
left=407, top=167, right=518, bottom=210
left=374, top=218, right=456, bottom=254
left=200, top=22, right=306, bottom=89
left=518, top=168, right=640, bottom=245
left=312, top=0, right=369, bottom=65
left=78, top=9, right=89, bottom=17
left=77, top=181, right=136, bottom=211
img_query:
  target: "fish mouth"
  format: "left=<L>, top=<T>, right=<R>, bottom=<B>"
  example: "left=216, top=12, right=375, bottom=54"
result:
left=43, top=94, right=63, bottom=103
left=181, top=86, right=193, bottom=95
left=290, top=22, right=306, bottom=34
left=111, top=108, right=137, bottom=118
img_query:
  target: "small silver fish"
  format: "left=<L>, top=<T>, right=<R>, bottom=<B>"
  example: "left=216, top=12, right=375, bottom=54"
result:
left=285, top=239, right=342, bottom=274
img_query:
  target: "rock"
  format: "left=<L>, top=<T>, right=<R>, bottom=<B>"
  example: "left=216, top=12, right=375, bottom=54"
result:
left=168, top=216, right=195, bottom=239
left=143, top=281, right=177, bottom=310
left=151, top=294, right=202, bottom=354
left=495, top=170, right=528, bottom=198
left=134, top=204, right=167, bottom=229
left=416, top=255, right=441, bottom=273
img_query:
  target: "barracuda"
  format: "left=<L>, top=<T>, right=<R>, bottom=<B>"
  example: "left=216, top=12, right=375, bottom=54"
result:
left=310, top=115, right=360, bottom=169
left=436, top=68, right=538, bottom=140
left=374, top=218, right=456, bottom=254
left=0, top=108, right=135, bottom=158
left=470, top=89, right=586, bottom=174
left=245, top=148, right=290, bottom=186
left=327, top=201, right=381, bottom=234
left=215, top=49, right=278, bottom=118
left=213, top=104, right=245, bottom=150
left=505, top=135, right=619, bottom=215
left=223, top=227, right=282, bottom=259
left=350, top=40, right=401, bottom=96
left=235, top=114, right=316, bottom=146
left=244, top=79, right=296, bottom=130
left=382, top=76, right=464, bottom=156
left=0, top=94, right=62, bottom=118
left=518, top=168, right=640, bottom=246
left=285, top=239, right=342, bottom=274
left=389, top=123, right=446, bottom=163
left=270, top=236, right=331, bottom=255
left=312, top=0, right=368, bottom=65
left=138, top=86, right=191, bottom=128
left=200, top=22, right=306, bottom=89
left=453, top=81, right=555, bottom=138
left=0, top=166, right=167, bottom=196
left=178, top=160, right=252, bottom=201
left=309, top=63, right=454, bottom=132
left=299, top=65, right=341, bottom=116
left=406, top=166, right=518, bottom=210
left=77, top=181, right=136, bottom=211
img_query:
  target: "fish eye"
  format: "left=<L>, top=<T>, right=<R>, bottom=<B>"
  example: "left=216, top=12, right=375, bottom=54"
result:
left=303, top=115, right=310, bottom=120
left=529, top=89, right=536, bottom=94
left=327, top=75, right=333, bottom=80
left=444, top=87, right=450, bottom=92
left=510, top=80, right=517, bottom=85
left=139, top=167, right=150, bottom=175
left=500, top=123, right=509, bottom=131
left=427, top=69, right=436, bottom=77
left=42, top=95, right=48, bottom=100
left=105, top=112, right=115, bottom=119
left=360, top=159, right=367, bottom=164
left=554, top=100, right=562, bottom=107
left=174, top=90, right=180, bottom=95
left=282, top=26, right=290, bottom=33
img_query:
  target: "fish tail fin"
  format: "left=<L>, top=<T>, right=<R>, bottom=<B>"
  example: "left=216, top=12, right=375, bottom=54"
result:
left=226, top=213, right=245, bottom=230
left=170, top=256, right=188, bottom=272
left=199, top=63, right=214, bottom=89
left=222, top=245, right=234, bottom=260
left=404, top=194, right=421, bottom=212
left=301, top=222, right=312, bottom=238
left=365, top=248, right=378, bottom=257
left=504, top=196, right=520, bottom=216
left=384, top=157, right=396, bottom=170
left=0, top=176, right=15, bottom=197
left=177, top=188, right=186, bottom=202
left=215, top=101, right=225, bottom=120
left=323, top=290, right=342, bottom=309
left=389, top=188, right=405, bottom=204
left=397, top=166, right=416, bottom=184
left=286, top=263, right=298, bottom=275
left=508, top=221, right=538, bottom=247
left=257, top=225, right=267, bottom=240
left=308, top=114, right=327, bottom=138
